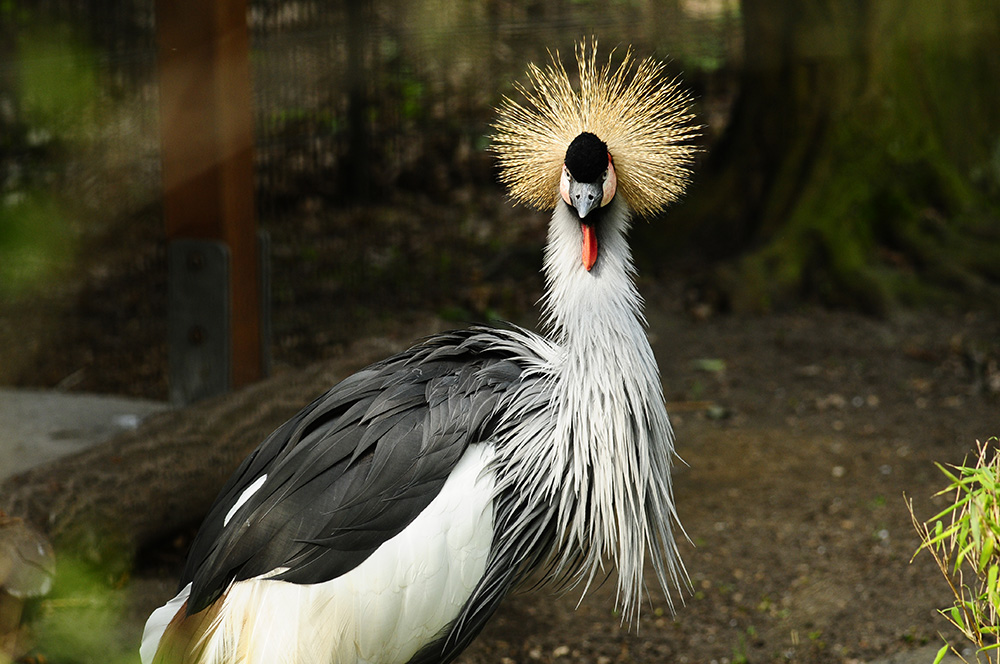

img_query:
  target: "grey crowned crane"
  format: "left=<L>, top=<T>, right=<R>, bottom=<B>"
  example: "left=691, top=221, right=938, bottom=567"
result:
left=141, top=41, right=698, bottom=664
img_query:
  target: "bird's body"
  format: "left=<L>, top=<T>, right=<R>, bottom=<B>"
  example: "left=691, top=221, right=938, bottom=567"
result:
left=143, top=41, right=697, bottom=664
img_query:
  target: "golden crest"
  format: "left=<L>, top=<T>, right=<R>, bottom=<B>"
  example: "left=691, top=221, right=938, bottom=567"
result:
left=492, top=39, right=700, bottom=217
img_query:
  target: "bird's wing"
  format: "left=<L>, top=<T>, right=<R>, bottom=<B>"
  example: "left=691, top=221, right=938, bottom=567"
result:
left=410, top=371, right=561, bottom=664
left=180, top=329, right=528, bottom=616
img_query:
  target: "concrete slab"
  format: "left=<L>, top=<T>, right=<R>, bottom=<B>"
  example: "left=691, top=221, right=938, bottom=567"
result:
left=0, top=389, right=170, bottom=482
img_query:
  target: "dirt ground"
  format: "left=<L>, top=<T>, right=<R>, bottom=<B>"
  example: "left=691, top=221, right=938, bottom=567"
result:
left=2, top=199, right=998, bottom=663
left=453, top=303, right=1000, bottom=664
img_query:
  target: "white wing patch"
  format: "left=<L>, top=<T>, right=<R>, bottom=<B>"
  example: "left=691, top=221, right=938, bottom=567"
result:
left=189, top=444, right=496, bottom=664
left=223, top=474, right=268, bottom=527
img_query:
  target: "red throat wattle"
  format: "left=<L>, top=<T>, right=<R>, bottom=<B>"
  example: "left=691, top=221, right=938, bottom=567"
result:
left=581, top=223, right=598, bottom=271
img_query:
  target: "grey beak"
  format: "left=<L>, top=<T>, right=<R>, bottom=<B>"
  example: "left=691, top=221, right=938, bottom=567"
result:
left=567, top=179, right=603, bottom=219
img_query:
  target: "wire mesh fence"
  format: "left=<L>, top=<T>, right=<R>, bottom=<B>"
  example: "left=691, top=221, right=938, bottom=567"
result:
left=0, top=0, right=740, bottom=394
left=1, top=0, right=740, bottom=228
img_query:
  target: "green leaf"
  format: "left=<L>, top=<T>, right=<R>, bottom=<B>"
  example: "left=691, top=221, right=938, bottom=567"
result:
left=692, top=358, right=727, bottom=373
left=932, top=643, right=950, bottom=664
left=925, top=521, right=961, bottom=548
left=956, top=541, right=976, bottom=571
left=982, top=537, right=996, bottom=571
left=928, top=493, right=974, bottom=524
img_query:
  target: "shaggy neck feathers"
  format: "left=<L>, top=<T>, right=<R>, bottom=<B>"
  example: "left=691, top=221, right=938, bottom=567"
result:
left=501, top=198, right=684, bottom=622
left=490, top=38, right=696, bottom=626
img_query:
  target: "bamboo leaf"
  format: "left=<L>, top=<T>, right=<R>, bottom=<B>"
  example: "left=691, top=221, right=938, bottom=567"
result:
left=957, top=542, right=976, bottom=572
left=929, top=494, right=975, bottom=524
left=981, top=538, right=995, bottom=571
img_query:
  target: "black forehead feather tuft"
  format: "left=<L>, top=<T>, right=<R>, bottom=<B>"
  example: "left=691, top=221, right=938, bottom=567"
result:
left=564, top=132, right=608, bottom=183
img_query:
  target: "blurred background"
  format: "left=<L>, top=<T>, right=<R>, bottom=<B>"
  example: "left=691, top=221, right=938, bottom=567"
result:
left=0, top=0, right=738, bottom=399
left=4, top=0, right=994, bottom=402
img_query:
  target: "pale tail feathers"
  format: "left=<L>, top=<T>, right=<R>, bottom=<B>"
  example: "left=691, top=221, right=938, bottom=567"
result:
left=140, top=582, right=191, bottom=664
left=142, top=445, right=496, bottom=664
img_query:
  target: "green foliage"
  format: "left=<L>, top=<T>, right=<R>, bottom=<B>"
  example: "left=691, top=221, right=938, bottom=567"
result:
left=0, top=17, right=108, bottom=300
left=910, top=438, right=1000, bottom=663
left=0, top=191, right=74, bottom=300
left=16, top=22, right=102, bottom=138
left=0, top=0, right=28, bottom=23
left=28, top=555, right=138, bottom=664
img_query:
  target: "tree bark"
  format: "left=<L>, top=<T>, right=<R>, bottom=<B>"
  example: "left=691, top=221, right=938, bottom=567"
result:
left=638, top=0, right=1000, bottom=313
left=0, top=336, right=411, bottom=575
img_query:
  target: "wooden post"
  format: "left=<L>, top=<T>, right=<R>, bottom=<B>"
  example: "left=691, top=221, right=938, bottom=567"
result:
left=156, top=0, right=265, bottom=399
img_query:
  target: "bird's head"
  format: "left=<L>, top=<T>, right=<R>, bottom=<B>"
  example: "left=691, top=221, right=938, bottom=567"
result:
left=560, top=131, right=617, bottom=220
left=492, top=39, right=699, bottom=271
left=559, top=131, right=617, bottom=270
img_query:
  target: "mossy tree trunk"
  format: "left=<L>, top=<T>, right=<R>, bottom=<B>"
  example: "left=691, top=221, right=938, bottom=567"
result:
left=641, top=0, right=1000, bottom=313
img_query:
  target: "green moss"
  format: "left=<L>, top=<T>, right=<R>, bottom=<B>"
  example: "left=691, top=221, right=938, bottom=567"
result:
left=658, top=0, right=1000, bottom=313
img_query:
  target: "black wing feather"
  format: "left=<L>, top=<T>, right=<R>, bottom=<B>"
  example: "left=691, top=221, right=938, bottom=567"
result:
left=180, top=329, right=527, bottom=615
left=407, top=377, right=560, bottom=664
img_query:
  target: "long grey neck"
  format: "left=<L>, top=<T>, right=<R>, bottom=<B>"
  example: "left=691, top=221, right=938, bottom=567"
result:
left=537, top=197, right=684, bottom=621
left=541, top=198, right=652, bottom=370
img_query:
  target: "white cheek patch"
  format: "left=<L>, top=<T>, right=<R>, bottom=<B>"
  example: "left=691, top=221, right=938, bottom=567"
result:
left=601, top=157, right=617, bottom=207
left=224, top=474, right=268, bottom=527
left=559, top=165, right=572, bottom=206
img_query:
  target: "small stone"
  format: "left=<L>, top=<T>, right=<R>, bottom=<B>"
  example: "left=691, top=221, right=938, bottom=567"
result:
left=553, top=645, right=571, bottom=657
